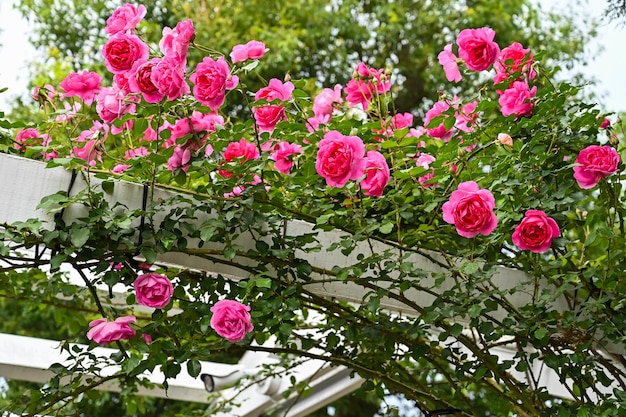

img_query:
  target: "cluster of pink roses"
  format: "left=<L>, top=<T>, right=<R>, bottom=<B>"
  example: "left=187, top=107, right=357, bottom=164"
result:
left=437, top=27, right=537, bottom=119
left=442, top=181, right=561, bottom=253
left=86, top=269, right=253, bottom=345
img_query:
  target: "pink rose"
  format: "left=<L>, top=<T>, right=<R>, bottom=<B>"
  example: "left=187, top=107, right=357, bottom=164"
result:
left=102, top=32, right=149, bottom=74
left=32, top=84, right=56, bottom=102
left=112, top=164, right=130, bottom=173
left=271, top=141, right=303, bottom=174
left=498, top=80, right=536, bottom=118
left=171, top=111, right=224, bottom=143
left=456, top=27, right=500, bottom=72
left=253, top=79, right=294, bottom=132
left=313, top=84, right=343, bottom=119
left=210, top=300, right=254, bottom=343
left=438, top=44, right=462, bottom=82
left=87, top=315, right=136, bottom=344
left=160, top=19, right=195, bottom=62
left=306, top=114, right=330, bottom=133
left=455, top=101, right=478, bottom=133
left=316, top=130, right=366, bottom=188
left=151, top=57, right=190, bottom=101
left=72, top=139, right=101, bottom=167
left=128, top=58, right=164, bottom=103
left=167, top=145, right=191, bottom=172
left=442, top=181, right=498, bottom=238
left=390, top=113, right=414, bottom=130
left=343, top=63, right=391, bottom=110
left=256, top=78, right=294, bottom=102
left=124, top=147, right=149, bottom=159
left=424, top=101, right=454, bottom=141
left=113, top=73, right=131, bottom=94
left=573, top=145, right=621, bottom=189
left=253, top=105, right=287, bottom=132
left=360, top=150, right=390, bottom=197
left=190, top=57, right=238, bottom=110
left=600, top=118, right=611, bottom=130
left=15, top=128, right=44, bottom=151
left=494, top=42, right=535, bottom=84
left=512, top=210, right=560, bottom=253
left=230, top=40, right=269, bottom=63
left=105, top=3, right=147, bottom=35
left=59, top=71, right=102, bottom=105
left=219, top=138, right=260, bottom=178
left=223, top=137, right=260, bottom=163
left=134, top=273, right=174, bottom=309
left=96, top=86, right=135, bottom=123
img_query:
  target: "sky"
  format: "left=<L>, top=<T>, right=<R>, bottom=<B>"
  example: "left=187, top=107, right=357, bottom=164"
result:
left=0, top=0, right=625, bottom=113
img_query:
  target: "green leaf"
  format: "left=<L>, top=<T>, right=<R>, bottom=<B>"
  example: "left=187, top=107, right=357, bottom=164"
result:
left=101, top=180, right=114, bottom=194
left=70, top=227, right=90, bottom=248
left=379, top=222, right=394, bottom=234
left=186, top=359, right=202, bottom=378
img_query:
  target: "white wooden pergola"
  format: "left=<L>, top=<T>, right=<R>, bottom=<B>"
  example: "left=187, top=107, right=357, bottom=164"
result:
left=0, top=153, right=624, bottom=416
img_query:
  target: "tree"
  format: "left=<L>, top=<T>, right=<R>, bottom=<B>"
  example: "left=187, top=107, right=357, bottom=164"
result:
left=14, top=0, right=596, bottom=116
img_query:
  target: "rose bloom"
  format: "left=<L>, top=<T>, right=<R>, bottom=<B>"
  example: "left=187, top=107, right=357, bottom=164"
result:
left=316, top=130, right=366, bottom=188
left=390, top=112, right=414, bottom=130
left=271, top=141, right=303, bottom=174
left=15, top=128, right=43, bottom=151
left=218, top=137, right=260, bottom=178
left=113, top=73, right=131, bottom=94
left=494, top=42, right=535, bottom=85
left=454, top=101, right=478, bottom=133
left=424, top=101, right=454, bottom=141
left=72, top=139, right=101, bottom=167
left=167, top=145, right=191, bottom=172
left=160, top=19, right=195, bottom=62
left=230, top=40, right=269, bottom=63
left=498, top=80, right=537, bottom=118
left=512, top=210, right=560, bottom=253
left=87, top=315, right=136, bottom=345
left=105, top=3, right=147, bottom=35
left=190, top=56, right=238, bottom=110
left=210, top=299, right=254, bottom=343
left=456, top=27, right=500, bottom=72
left=102, top=32, right=149, bottom=74
left=170, top=111, right=224, bottom=143
left=343, top=63, right=391, bottom=110
left=96, top=86, right=135, bottom=123
left=253, top=105, right=287, bottom=132
left=253, top=79, right=294, bottom=132
left=313, top=84, right=343, bottom=119
left=151, top=57, right=190, bottom=101
left=134, top=273, right=174, bottom=309
left=438, top=44, right=462, bottom=82
left=573, top=145, right=621, bottom=189
left=59, top=71, right=102, bottom=105
left=128, top=58, right=164, bottom=103
left=360, top=150, right=390, bottom=197
left=442, top=181, right=498, bottom=238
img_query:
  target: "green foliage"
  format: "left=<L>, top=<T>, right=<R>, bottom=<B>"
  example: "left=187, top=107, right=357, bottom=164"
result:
left=14, top=0, right=597, bottom=115
left=0, top=3, right=625, bottom=417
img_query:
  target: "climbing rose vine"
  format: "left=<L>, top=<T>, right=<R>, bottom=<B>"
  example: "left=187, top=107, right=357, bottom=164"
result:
left=1, top=3, right=625, bottom=417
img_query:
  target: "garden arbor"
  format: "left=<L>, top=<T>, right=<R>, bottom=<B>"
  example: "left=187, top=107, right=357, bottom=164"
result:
left=0, top=152, right=625, bottom=416
left=1, top=4, right=625, bottom=416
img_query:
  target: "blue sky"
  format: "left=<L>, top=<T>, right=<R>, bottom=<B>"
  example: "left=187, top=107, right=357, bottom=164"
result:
left=0, top=0, right=625, bottom=113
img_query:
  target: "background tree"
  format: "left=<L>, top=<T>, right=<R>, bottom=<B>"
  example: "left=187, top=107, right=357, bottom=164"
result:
left=15, top=0, right=596, bottom=116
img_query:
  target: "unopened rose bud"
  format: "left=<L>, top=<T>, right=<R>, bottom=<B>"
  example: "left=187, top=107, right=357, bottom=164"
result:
left=610, top=133, right=620, bottom=146
left=600, top=117, right=611, bottom=130
left=284, top=73, right=291, bottom=82
left=497, top=133, right=513, bottom=147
